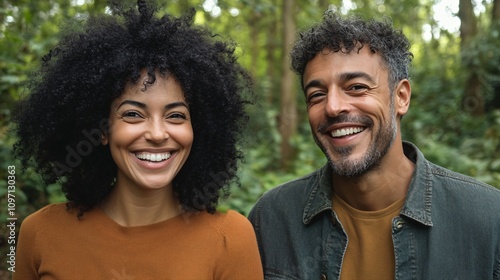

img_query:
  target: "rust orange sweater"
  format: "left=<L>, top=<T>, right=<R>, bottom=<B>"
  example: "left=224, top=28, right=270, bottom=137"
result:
left=14, top=203, right=263, bottom=280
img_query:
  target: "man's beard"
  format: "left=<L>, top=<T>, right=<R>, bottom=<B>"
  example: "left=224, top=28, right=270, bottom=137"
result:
left=313, top=100, right=397, bottom=177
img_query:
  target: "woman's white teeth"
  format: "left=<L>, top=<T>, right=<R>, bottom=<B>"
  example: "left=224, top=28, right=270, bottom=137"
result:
left=135, top=153, right=171, bottom=162
left=331, top=127, right=365, bottom=138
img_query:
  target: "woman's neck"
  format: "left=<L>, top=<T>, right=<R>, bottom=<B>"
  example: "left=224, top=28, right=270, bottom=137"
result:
left=100, top=183, right=182, bottom=227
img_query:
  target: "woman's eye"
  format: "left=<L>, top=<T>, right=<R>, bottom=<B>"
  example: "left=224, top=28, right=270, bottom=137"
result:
left=122, top=111, right=142, bottom=118
left=169, top=113, right=186, bottom=119
left=167, top=112, right=188, bottom=122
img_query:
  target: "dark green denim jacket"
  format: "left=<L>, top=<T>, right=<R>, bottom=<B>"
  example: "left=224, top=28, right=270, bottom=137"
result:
left=249, top=142, right=500, bottom=280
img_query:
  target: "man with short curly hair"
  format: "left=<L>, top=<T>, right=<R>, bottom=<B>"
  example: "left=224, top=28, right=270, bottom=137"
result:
left=249, top=12, right=500, bottom=280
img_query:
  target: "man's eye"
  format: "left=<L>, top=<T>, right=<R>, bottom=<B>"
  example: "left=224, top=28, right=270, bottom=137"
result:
left=307, top=92, right=325, bottom=103
left=348, top=84, right=368, bottom=91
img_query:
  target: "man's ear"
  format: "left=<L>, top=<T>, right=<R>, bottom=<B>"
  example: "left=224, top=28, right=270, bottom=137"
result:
left=395, top=79, right=411, bottom=117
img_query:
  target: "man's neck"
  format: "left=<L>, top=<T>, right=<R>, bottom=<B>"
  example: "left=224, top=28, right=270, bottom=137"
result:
left=332, top=143, right=415, bottom=211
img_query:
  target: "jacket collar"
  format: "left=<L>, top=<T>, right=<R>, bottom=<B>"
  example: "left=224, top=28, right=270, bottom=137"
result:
left=303, top=163, right=334, bottom=225
left=399, top=141, right=433, bottom=226
left=303, top=141, right=433, bottom=226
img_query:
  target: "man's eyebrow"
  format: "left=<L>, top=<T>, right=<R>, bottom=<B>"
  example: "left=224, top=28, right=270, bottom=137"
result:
left=303, top=71, right=376, bottom=93
left=338, top=71, right=376, bottom=85
left=303, top=80, right=324, bottom=93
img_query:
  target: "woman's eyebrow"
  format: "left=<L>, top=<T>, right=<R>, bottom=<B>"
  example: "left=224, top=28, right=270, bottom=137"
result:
left=116, top=100, right=188, bottom=111
left=116, top=100, right=146, bottom=111
left=164, top=102, right=188, bottom=111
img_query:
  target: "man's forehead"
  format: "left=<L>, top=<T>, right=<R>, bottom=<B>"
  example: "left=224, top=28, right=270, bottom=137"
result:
left=304, top=47, right=382, bottom=74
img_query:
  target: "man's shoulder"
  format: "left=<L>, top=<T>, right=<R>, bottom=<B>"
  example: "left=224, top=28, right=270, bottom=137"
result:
left=423, top=162, right=500, bottom=219
left=406, top=141, right=500, bottom=203
left=429, top=162, right=500, bottom=197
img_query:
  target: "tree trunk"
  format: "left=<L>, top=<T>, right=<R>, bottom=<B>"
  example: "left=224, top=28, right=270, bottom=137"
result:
left=490, top=0, right=500, bottom=111
left=459, top=0, right=483, bottom=116
left=493, top=0, right=500, bottom=19
left=250, top=12, right=261, bottom=79
left=279, top=0, right=297, bottom=169
left=458, top=0, right=477, bottom=46
left=265, top=10, right=278, bottom=104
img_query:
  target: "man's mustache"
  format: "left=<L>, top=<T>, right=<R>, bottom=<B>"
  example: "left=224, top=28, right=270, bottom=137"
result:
left=317, top=114, right=373, bottom=133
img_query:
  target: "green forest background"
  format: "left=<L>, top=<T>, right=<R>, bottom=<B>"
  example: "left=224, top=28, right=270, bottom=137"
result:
left=1, top=0, right=500, bottom=273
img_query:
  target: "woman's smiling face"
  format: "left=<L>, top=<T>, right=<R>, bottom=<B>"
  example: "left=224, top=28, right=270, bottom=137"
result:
left=102, top=73, right=193, bottom=191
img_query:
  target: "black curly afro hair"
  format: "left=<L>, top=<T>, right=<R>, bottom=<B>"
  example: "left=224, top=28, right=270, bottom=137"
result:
left=291, top=11, right=413, bottom=92
left=13, top=0, right=253, bottom=216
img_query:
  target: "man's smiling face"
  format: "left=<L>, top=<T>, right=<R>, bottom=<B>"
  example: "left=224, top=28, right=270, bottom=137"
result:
left=303, top=47, right=399, bottom=177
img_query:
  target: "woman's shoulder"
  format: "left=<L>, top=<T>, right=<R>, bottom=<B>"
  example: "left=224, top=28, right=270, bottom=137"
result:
left=218, top=210, right=254, bottom=229
left=204, top=210, right=256, bottom=241
left=20, top=202, right=78, bottom=229
left=186, top=209, right=250, bottom=227
left=197, top=210, right=262, bottom=277
left=177, top=209, right=252, bottom=236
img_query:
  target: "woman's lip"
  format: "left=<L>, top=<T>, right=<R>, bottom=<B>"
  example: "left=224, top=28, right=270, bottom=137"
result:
left=131, top=151, right=176, bottom=170
left=135, top=152, right=172, bottom=161
left=131, top=148, right=174, bottom=153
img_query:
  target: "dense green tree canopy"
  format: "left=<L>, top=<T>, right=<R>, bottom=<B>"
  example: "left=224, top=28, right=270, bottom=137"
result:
left=0, top=2, right=499, bottom=271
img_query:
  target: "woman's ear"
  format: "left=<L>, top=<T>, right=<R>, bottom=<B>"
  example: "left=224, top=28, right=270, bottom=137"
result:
left=101, top=133, right=108, bottom=145
left=395, top=79, right=411, bottom=117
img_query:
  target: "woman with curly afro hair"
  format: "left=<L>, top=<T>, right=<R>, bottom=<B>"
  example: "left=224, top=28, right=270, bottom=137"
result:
left=13, top=1, right=263, bottom=279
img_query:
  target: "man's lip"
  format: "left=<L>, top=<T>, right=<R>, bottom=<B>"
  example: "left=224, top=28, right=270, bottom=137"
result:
left=330, top=126, right=366, bottom=138
left=319, top=123, right=366, bottom=134
left=317, top=114, right=373, bottom=134
left=329, top=123, right=366, bottom=131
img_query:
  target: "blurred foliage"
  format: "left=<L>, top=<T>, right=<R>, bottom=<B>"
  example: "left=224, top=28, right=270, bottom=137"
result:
left=1, top=0, right=500, bottom=273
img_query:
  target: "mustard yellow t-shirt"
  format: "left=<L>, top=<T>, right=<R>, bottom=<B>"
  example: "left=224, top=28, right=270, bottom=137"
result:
left=14, top=203, right=263, bottom=280
left=333, top=194, right=405, bottom=280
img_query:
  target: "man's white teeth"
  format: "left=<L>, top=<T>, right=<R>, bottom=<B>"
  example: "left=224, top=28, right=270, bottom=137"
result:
left=331, top=127, right=365, bottom=138
left=135, top=153, right=171, bottom=162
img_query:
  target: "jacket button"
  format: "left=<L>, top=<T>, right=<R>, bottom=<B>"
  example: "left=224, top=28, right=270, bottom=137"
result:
left=321, top=273, right=327, bottom=280
left=396, top=220, right=405, bottom=229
